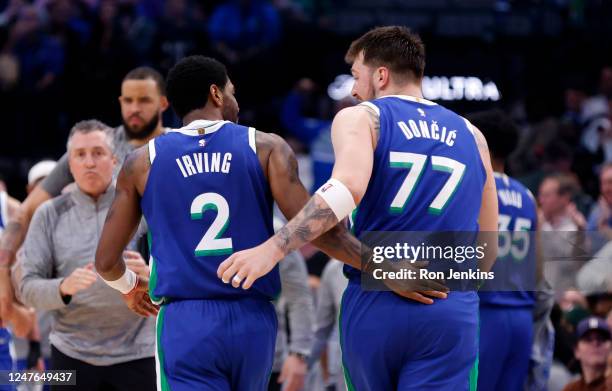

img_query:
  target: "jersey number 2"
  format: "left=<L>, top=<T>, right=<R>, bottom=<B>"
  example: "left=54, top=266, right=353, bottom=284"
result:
left=389, top=152, right=466, bottom=215
left=190, top=193, right=233, bottom=256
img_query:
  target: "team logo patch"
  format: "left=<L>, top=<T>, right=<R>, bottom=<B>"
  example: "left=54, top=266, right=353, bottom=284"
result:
left=417, top=108, right=426, bottom=117
left=199, top=139, right=206, bottom=147
left=321, top=183, right=333, bottom=192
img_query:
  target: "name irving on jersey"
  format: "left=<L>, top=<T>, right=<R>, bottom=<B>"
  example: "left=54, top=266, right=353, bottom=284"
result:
left=175, top=152, right=232, bottom=178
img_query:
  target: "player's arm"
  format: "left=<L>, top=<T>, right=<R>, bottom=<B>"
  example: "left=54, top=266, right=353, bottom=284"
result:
left=95, top=147, right=157, bottom=317
left=0, top=153, right=72, bottom=318
left=472, top=126, right=499, bottom=273
left=0, top=178, right=58, bottom=319
left=95, top=148, right=146, bottom=280
left=258, top=131, right=362, bottom=268
left=218, top=106, right=375, bottom=289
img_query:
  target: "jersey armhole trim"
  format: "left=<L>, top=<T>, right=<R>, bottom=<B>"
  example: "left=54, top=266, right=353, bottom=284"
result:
left=148, top=139, right=157, bottom=164
left=0, top=191, right=7, bottom=228
left=463, top=117, right=476, bottom=136
left=248, top=127, right=257, bottom=154
left=359, top=102, right=380, bottom=117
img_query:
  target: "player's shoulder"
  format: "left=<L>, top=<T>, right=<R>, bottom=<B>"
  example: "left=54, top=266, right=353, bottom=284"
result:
left=255, top=130, right=290, bottom=155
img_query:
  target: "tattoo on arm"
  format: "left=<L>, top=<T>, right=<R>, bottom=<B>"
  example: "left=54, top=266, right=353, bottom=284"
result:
left=363, top=105, right=380, bottom=145
left=274, top=195, right=339, bottom=256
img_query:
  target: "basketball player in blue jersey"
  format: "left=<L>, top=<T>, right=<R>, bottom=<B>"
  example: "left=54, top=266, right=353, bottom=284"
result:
left=94, top=56, right=366, bottom=391
left=219, top=26, right=499, bottom=390
left=468, top=110, right=541, bottom=391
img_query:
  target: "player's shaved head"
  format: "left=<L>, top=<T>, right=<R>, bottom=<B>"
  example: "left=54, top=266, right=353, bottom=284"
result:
left=166, top=56, right=230, bottom=119
left=346, top=26, right=426, bottom=83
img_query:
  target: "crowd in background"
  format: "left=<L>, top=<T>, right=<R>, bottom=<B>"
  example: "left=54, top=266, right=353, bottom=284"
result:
left=0, top=0, right=611, bottom=390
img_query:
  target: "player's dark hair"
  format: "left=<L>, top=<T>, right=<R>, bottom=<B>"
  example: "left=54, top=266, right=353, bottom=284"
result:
left=166, top=56, right=228, bottom=119
left=123, top=66, right=166, bottom=95
left=345, top=26, right=425, bottom=82
left=467, top=109, right=519, bottom=161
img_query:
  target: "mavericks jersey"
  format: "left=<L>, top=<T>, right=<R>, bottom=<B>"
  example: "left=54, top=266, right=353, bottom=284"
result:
left=479, top=173, right=538, bottom=307
left=141, top=120, right=280, bottom=303
left=348, top=95, right=486, bottom=280
left=0, top=191, right=8, bottom=235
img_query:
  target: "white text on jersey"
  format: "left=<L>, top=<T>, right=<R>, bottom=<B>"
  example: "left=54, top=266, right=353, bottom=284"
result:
left=397, top=119, right=457, bottom=147
left=498, top=188, right=522, bottom=208
left=175, top=153, right=232, bottom=177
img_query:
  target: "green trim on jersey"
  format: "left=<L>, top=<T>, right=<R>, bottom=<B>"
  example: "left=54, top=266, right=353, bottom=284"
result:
left=156, top=306, right=171, bottom=391
left=147, top=231, right=164, bottom=305
left=338, top=290, right=357, bottom=391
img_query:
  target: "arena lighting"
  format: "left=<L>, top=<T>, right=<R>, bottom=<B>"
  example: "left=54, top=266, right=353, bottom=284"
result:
left=422, top=76, right=501, bottom=102
left=328, top=74, right=501, bottom=102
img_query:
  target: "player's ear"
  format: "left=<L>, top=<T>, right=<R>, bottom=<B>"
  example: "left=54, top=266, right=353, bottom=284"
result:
left=159, top=96, right=169, bottom=113
left=376, top=67, right=390, bottom=88
left=210, top=85, right=223, bottom=107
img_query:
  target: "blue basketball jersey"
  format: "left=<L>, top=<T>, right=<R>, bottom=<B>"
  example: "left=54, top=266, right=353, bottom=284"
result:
left=141, top=120, right=280, bottom=302
left=348, top=95, right=487, bottom=280
left=0, top=191, right=8, bottom=234
left=479, top=173, right=538, bottom=307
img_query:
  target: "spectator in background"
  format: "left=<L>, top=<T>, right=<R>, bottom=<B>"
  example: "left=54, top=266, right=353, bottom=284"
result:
left=208, top=0, right=281, bottom=64
left=2, top=4, right=65, bottom=158
left=19, top=121, right=155, bottom=391
left=26, top=160, right=58, bottom=193
left=587, top=163, right=612, bottom=251
left=270, top=216, right=314, bottom=391
left=562, top=317, right=611, bottom=391
left=538, top=173, right=588, bottom=294
left=308, top=259, right=347, bottom=391
left=281, top=77, right=355, bottom=193
left=153, top=0, right=207, bottom=75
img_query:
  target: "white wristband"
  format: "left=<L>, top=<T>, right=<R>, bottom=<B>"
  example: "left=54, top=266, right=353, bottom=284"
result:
left=101, top=268, right=137, bottom=294
left=315, top=178, right=356, bottom=221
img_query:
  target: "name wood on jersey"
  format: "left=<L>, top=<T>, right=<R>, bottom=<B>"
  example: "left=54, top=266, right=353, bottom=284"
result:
left=397, top=119, right=457, bottom=146
left=498, top=189, right=522, bottom=208
left=175, top=152, right=232, bottom=178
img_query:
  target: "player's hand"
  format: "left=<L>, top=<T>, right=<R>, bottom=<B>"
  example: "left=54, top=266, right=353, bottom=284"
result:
left=7, top=304, right=34, bottom=338
left=217, top=241, right=282, bottom=290
left=123, top=251, right=150, bottom=279
left=122, top=276, right=159, bottom=317
left=567, top=202, right=586, bottom=230
left=278, top=354, right=307, bottom=391
left=374, top=260, right=449, bottom=304
left=0, top=260, right=15, bottom=319
left=59, top=263, right=97, bottom=296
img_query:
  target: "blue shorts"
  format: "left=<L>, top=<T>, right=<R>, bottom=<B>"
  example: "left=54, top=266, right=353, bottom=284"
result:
left=478, top=305, right=533, bottom=391
left=0, top=328, right=14, bottom=391
left=156, top=298, right=277, bottom=391
left=339, top=282, right=479, bottom=391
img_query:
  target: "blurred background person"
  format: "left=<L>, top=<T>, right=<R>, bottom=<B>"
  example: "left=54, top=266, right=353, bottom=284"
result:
left=18, top=121, right=155, bottom=391
left=562, top=317, right=610, bottom=391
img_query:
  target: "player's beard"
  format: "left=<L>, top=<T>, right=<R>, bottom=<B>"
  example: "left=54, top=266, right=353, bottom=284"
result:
left=122, top=111, right=160, bottom=140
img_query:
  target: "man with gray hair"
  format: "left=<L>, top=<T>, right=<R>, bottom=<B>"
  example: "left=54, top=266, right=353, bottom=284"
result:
left=18, top=120, right=156, bottom=390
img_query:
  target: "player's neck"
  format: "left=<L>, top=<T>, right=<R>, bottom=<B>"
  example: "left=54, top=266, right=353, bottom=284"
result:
left=492, top=160, right=505, bottom=174
left=183, top=108, right=223, bottom=126
left=375, top=83, right=422, bottom=100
